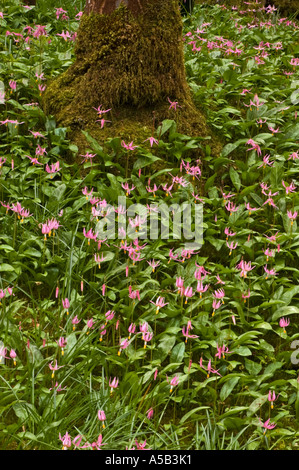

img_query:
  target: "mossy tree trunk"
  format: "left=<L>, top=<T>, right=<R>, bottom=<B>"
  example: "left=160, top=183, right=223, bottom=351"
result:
left=43, top=0, right=218, bottom=151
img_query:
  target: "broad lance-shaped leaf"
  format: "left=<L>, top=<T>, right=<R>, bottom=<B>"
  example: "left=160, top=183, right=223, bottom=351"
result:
left=220, top=376, right=240, bottom=401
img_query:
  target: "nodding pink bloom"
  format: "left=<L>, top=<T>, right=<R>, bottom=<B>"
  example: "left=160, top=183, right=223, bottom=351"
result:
left=150, top=296, right=168, bottom=314
left=260, top=418, right=276, bottom=434
left=147, top=408, right=154, bottom=420
left=93, top=104, right=111, bottom=116
left=121, top=182, right=135, bottom=196
left=146, top=180, right=159, bottom=197
left=147, top=259, right=160, bottom=272
left=38, top=84, right=46, bottom=95
left=55, top=7, right=68, bottom=19
left=184, top=286, right=194, bottom=304
left=288, top=151, right=299, bottom=161
left=57, top=30, right=71, bottom=41
left=154, top=368, right=158, bottom=380
left=222, top=191, right=235, bottom=201
left=121, top=140, right=138, bottom=151
left=135, top=439, right=148, bottom=450
left=282, top=180, right=296, bottom=195
left=279, top=317, right=290, bottom=334
left=226, top=240, right=238, bottom=255
left=49, top=360, right=64, bottom=378
left=196, top=281, right=209, bottom=298
left=213, top=288, right=225, bottom=303
left=182, top=323, right=199, bottom=343
left=216, top=274, right=225, bottom=285
left=194, top=265, right=210, bottom=280
left=212, top=299, right=222, bottom=316
left=129, top=215, right=146, bottom=232
left=264, top=265, right=277, bottom=279
left=224, top=227, right=236, bottom=240
left=9, top=80, right=17, bottom=92
left=118, top=337, right=129, bottom=355
left=45, top=161, right=60, bottom=178
left=0, top=156, right=6, bottom=168
left=268, top=390, right=278, bottom=409
left=59, top=432, right=72, bottom=450
left=109, top=377, right=119, bottom=394
left=35, top=144, right=47, bottom=156
left=9, top=349, right=17, bottom=365
left=33, top=25, right=47, bottom=38
left=258, top=154, right=274, bottom=168
left=242, top=290, right=251, bottom=303
left=144, top=136, right=159, bottom=147
left=105, top=310, right=115, bottom=324
left=94, top=253, right=106, bottom=268
left=168, top=375, right=179, bottom=393
left=192, top=192, right=204, bottom=204
left=80, top=152, right=96, bottom=164
left=62, top=298, right=70, bottom=314
left=0, top=346, right=8, bottom=361
left=139, top=321, right=149, bottom=335
left=26, top=155, right=42, bottom=165
left=99, top=325, right=106, bottom=341
left=202, top=359, right=221, bottom=379
left=83, top=227, right=98, bottom=245
left=268, top=126, right=281, bottom=135
left=287, top=210, right=297, bottom=225
left=58, top=337, right=67, bottom=355
left=246, top=139, right=262, bottom=156
left=143, top=331, right=153, bottom=348
left=215, top=344, right=232, bottom=359
left=238, top=260, right=254, bottom=278
left=176, top=276, right=184, bottom=295
left=98, top=410, right=106, bottom=428
left=82, top=186, right=93, bottom=200
left=72, top=315, right=81, bottom=331
left=86, top=318, right=95, bottom=333
left=128, top=323, right=136, bottom=339
left=96, top=117, right=111, bottom=128
left=245, top=203, right=259, bottom=215
left=128, top=287, right=140, bottom=302
left=290, top=58, right=299, bottom=67
left=168, top=249, right=179, bottom=263
left=225, top=201, right=240, bottom=215
left=167, top=97, right=181, bottom=111
left=90, top=434, right=106, bottom=450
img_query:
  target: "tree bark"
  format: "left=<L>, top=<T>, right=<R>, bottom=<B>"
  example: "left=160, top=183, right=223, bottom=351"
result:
left=43, top=0, right=219, bottom=153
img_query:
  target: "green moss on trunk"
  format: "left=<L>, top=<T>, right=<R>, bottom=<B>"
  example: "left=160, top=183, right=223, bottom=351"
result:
left=43, top=0, right=223, bottom=156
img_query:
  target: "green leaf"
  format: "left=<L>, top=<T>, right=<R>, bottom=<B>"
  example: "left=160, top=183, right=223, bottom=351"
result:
left=229, top=166, right=241, bottom=191
left=220, top=376, right=240, bottom=401
left=170, top=342, right=185, bottom=363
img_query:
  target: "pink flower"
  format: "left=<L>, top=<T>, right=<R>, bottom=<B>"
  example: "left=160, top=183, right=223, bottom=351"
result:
left=109, top=377, right=119, bottom=394
left=72, top=316, right=81, bottom=331
left=168, top=375, right=179, bottom=392
left=147, top=407, right=154, bottom=420
left=150, top=296, right=168, bottom=314
left=279, top=317, right=290, bottom=334
left=268, top=390, right=278, bottom=409
left=260, top=418, right=276, bottom=434
left=59, top=432, right=72, bottom=450
left=62, top=298, right=70, bottom=314
left=287, top=210, right=297, bottom=225
left=49, top=360, right=64, bottom=378
left=98, top=410, right=106, bottom=428
left=57, top=337, right=67, bottom=354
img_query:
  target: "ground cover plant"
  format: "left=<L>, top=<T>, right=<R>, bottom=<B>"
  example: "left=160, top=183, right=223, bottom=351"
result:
left=0, top=0, right=299, bottom=450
